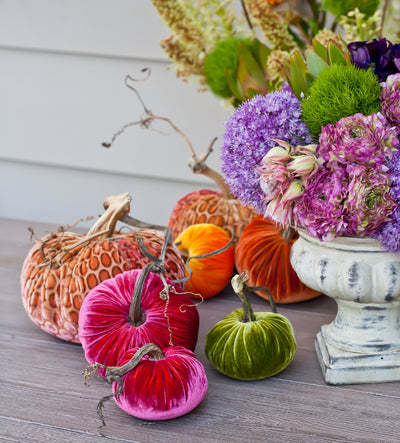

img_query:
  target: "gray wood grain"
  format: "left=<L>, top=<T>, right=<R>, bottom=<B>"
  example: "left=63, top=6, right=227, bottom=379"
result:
left=2, top=217, right=400, bottom=442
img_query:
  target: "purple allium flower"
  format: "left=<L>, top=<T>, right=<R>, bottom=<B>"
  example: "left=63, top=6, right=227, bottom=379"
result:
left=374, top=208, right=400, bottom=253
left=374, top=150, right=400, bottom=252
left=381, top=73, right=400, bottom=128
left=348, top=38, right=400, bottom=82
left=221, top=92, right=312, bottom=213
left=294, top=163, right=396, bottom=241
left=318, top=113, right=399, bottom=169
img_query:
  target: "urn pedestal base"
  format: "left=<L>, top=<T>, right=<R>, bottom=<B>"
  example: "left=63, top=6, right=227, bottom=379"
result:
left=315, top=325, right=400, bottom=385
left=290, top=230, right=400, bottom=385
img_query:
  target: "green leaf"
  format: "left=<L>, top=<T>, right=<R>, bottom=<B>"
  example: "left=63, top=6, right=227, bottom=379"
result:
left=293, top=49, right=307, bottom=75
left=328, top=42, right=347, bottom=66
left=289, top=57, right=308, bottom=99
left=306, top=49, right=329, bottom=78
left=224, top=68, right=245, bottom=102
left=312, top=38, right=328, bottom=62
left=258, top=42, right=272, bottom=74
left=237, top=42, right=267, bottom=96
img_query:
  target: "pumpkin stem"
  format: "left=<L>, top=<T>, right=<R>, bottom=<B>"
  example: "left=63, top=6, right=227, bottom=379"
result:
left=231, top=272, right=256, bottom=323
left=174, top=229, right=235, bottom=286
left=83, top=343, right=165, bottom=428
left=86, top=193, right=132, bottom=239
left=247, top=285, right=277, bottom=314
left=281, top=227, right=298, bottom=244
left=128, top=230, right=173, bottom=326
left=188, top=141, right=234, bottom=200
left=102, top=76, right=235, bottom=200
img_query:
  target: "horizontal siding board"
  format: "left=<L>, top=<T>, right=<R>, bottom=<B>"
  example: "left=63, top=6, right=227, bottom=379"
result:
left=0, top=159, right=218, bottom=226
left=0, top=48, right=229, bottom=183
left=0, top=0, right=169, bottom=61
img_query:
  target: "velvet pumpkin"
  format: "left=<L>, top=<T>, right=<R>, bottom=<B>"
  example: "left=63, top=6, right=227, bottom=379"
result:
left=79, top=269, right=199, bottom=374
left=204, top=273, right=297, bottom=380
left=86, top=343, right=208, bottom=422
left=174, top=223, right=235, bottom=299
left=20, top=193, right=185, bottom=342
left=235, top=216, right=320, bottom=303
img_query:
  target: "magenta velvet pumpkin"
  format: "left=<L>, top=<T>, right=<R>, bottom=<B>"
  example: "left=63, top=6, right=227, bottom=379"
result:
left=113, top=345, right=208, bottom=420
left=79, top=269, right=199, bottom=372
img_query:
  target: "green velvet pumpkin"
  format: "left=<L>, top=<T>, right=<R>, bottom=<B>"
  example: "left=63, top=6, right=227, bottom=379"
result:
left=204, top=273, right=297, bottom=380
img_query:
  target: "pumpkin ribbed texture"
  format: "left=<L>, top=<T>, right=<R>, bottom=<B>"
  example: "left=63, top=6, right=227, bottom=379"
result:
left=235, top=216, right=320, bottom=303
left=79, top=270, right=199, bottom=372
left=113, top=346, right=208, bottom=420
left=175, top=224, right=235, bottom=299
left=205, top=309, right=297, bottom=380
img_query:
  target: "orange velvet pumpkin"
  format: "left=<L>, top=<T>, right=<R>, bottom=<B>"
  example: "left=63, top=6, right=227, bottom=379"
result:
left=175, top=223, right=235, bottom=299
left=235, top=216, right=320, bottom=303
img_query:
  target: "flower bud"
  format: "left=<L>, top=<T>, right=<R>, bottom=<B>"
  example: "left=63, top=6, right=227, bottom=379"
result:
left=262, top=146, right=290, bottom=164
left=287, top=155, right=318, bottom=177
left=280, top=180, right=304, bottom=203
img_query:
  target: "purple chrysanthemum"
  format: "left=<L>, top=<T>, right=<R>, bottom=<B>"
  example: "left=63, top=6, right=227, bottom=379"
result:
left=381, top=73, right=400, bottom=128
left=318, top=113, right=399, bottom=169
left=344, top=164, right=396, bottom=236
left=294, top=163, right=396, bottom=241
left=221, top=91, right=312, bottom=213
left=294, top=164, right=349, bottom=241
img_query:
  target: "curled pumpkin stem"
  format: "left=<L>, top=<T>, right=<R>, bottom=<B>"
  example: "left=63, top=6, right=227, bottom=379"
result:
left=231, top=271, right=277, bottom=320
left=174, top=228, right=236, bottom=285
left=102, top=73, right=233, bottom=197
left=83, top=343, right=165, bottom=428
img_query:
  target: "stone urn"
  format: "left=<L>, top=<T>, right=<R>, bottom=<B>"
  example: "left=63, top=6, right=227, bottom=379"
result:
left=290, top=229, right=400, bottom=385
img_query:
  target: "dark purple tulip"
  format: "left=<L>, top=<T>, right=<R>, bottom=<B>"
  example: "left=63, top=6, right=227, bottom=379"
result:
left=348, top=41, right=371, bottom=69
left=348, top=38, right=400, bottom=82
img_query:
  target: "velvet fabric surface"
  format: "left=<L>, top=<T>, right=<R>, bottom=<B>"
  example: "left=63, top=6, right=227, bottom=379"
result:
left=235, top=216, right=320, bottom=303
left=205, top=309, right=297, bottom=380
left=79, top=270, right=199, bottom=373
left=113, top=346, right=208, bottom=420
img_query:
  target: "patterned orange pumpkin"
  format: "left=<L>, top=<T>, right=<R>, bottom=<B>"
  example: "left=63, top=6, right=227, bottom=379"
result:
left=175, top=223, right=235, bottom=299
left=168, top=163, right=256, bottom=243
left=235, top=216, right=320, bottom=303
left=20, top=193, right=185, bottom=343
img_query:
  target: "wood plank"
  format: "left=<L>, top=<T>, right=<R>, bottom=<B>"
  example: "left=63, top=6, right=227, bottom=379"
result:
left=2, top=216, right=400, bottom=442
left=1, top=337, right=399, bottom=442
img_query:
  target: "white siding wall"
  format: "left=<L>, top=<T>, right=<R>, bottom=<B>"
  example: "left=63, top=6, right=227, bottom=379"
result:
left=0, top=1, right=231, bottom=227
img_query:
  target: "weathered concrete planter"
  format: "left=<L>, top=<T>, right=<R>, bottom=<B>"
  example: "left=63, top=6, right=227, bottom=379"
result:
left=290, top=229, right=400, bottom=385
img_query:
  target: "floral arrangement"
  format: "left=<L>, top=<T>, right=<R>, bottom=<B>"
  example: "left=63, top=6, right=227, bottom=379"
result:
left=221, top=37, right=400, bottom=252
left=152, top=1, right=400, bottom=252
left=152, top=0, right=398, bottom=106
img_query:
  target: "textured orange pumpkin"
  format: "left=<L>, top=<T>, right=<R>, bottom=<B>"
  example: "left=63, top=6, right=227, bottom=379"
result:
left=235, top=216, right=320, bottom=303
left=175, top=223, right=235, bottom=299
left=20, top=193, right=185, bottom=342
left=169, top=189, right=256, bottom=244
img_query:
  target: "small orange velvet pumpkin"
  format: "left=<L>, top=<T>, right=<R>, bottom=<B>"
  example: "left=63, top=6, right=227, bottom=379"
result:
left=175, top=223, right=235, bottom=299
left=235, top=216, right=320, bottom=304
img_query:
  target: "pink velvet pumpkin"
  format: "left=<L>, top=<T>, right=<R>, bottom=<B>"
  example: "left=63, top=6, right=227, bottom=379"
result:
left=111, top=344, right=208, bottom=420
left=79, top=269, right=199, bottom=373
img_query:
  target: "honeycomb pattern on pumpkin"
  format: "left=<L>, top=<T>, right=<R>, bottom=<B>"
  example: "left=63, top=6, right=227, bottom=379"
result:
left=21, top=230, right=185, bottom=343
left=170, top=194, right=257, bottom=242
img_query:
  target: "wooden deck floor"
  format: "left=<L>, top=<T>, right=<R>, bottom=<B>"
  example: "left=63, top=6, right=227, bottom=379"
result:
left=1, top=217, right=400, bottom=442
